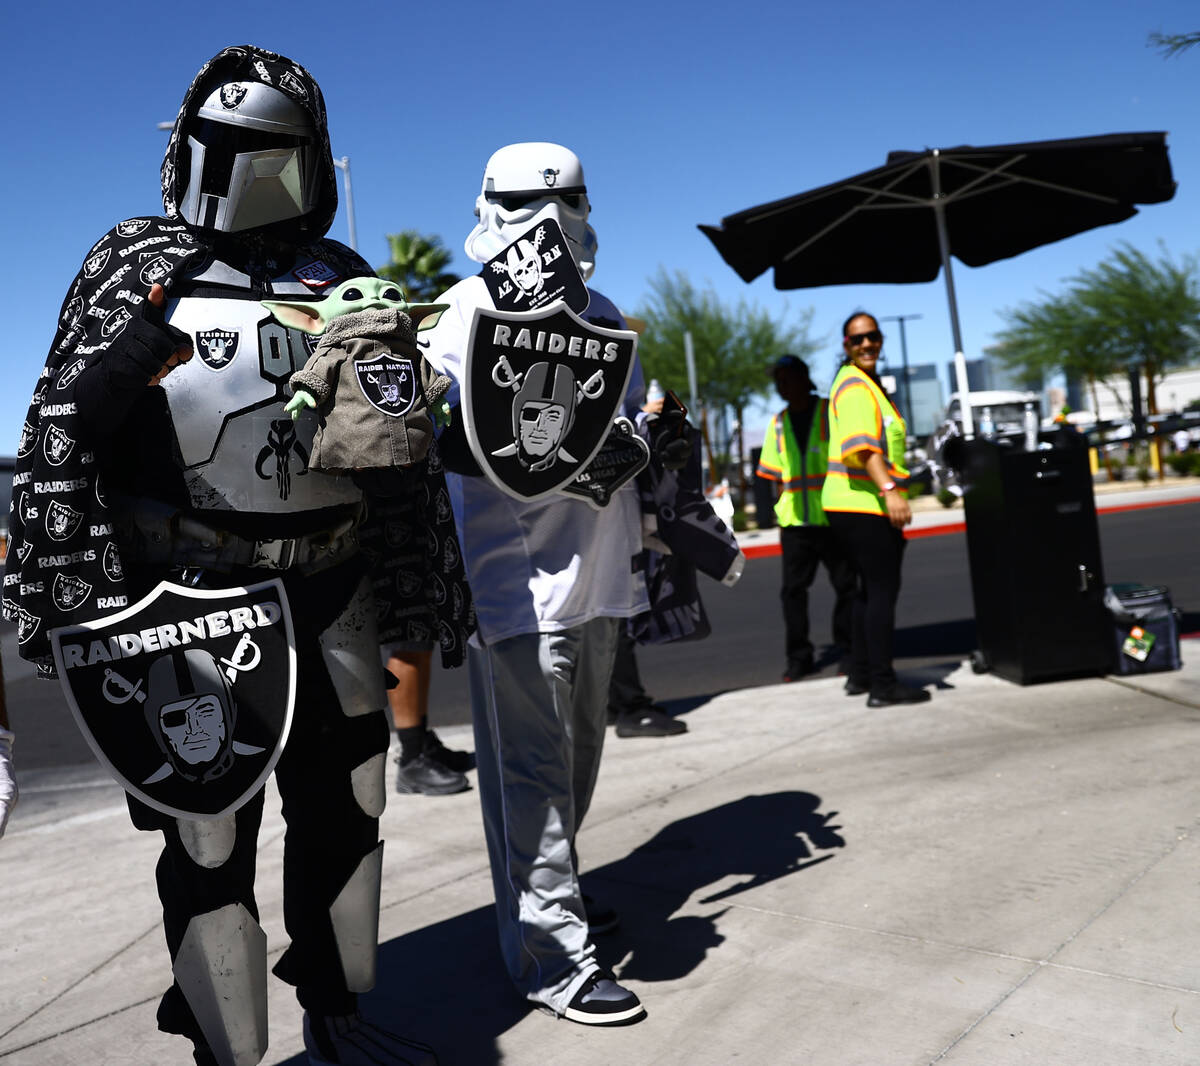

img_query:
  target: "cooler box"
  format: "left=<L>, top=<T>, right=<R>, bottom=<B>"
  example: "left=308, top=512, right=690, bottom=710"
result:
left=1105, top=583, right=1182, bottom=675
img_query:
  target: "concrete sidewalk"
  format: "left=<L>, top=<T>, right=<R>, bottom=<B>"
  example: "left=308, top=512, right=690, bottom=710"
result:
left=3, top=645, right=1199, bottom=1065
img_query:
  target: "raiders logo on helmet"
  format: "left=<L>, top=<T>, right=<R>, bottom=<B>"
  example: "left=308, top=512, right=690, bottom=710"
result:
left=52, top=573, right=93, bottom=612
left=117, top=219, right=152, bottom=238
left=280, top=70, right=308, bottom=99
left=43, top=424, right=76, bottom=466
left=139, top=255, right=172, bottom=287
left=196, top=329, right=240, bottom=371
left=220, top=83, right=249, bottom=109
left=103, top=541, right=124, bottom=583
left=46, top=500, right=84, bottom=542
left=101, top=306, right=133, bottom=340
left=57, top=358, right=86, bottom=391
left=355, top=354, right=419, bottom=417
left=83, top=247, right=111, bottom=279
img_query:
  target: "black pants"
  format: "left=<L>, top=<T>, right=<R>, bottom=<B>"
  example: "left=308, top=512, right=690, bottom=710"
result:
left=826, top=512, right=907, bottom=691
left=779, top=525, right=857, bottom=668
left=127, top=559, right=391, bottom=1048
left=607, top=625, right=651, bottom=717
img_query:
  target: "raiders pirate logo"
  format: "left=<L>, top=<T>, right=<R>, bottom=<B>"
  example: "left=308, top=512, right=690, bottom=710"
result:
left=52, top=573, right=93, bottom=612
left=220, top=83, right=249, bottom=109
left=117, top=219, right=152, bottom=238
left=196, top=329, right=240, bottom=371
left=102, top=305, right=133, bottom=340
left=543, top=168, right=560, bottom=188
left=57, top=358, right=86, bottom=391
left=62, top=295, right=84, bottom=329
left=293, top=260, right=338, bottom=289
left=83, top=247, right=111, bottom=279
left=394, top=570, right=423, bottom=599
left=49, top=579, right=297, bottom=820
left=46, top=499, right=84, bottom=542
left=383, top=519, right=411, bottom=548
left=103, top=541, right=124, bottom=582
left=15, top=607, right=39, bottom=646
left=483, top=218, right=589, bottom=315
left=43, top=424, right=76, bottom=466
left=462, top=303, right=636, bottom=500
left=438, top=620, right=457, bottom=656
left=281, top=70, right=308, bottom=99
left=17, top=422, right=36, bottom=458
left=18, top=491, right=37, bottom=525
left=140, top=255, right=172, bottom=286
left=430, top=573, right=447, bottom=606
left=15, top=540, right=33, bottom=564
left=443, top=537, right=460, bottom=572
left=355, top=354, right=418, bottom=417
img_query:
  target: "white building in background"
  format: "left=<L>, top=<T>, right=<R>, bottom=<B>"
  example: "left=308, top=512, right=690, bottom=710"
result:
left=1065, top=364, right=1200, bottom=421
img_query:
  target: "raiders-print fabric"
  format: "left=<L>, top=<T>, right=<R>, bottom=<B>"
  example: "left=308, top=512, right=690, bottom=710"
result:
left=3, top=45, right=356, bottom=675
left=357, top=440, right=476, bottom=668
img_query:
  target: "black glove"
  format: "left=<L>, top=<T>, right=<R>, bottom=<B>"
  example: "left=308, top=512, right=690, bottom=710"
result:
left=651, top=407, right=695, bottom=471
left=106, top=298, right=192, bottom=391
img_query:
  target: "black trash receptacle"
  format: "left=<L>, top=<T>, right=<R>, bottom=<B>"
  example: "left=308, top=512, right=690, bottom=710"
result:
left=962, top=436, right=1112, bottom=685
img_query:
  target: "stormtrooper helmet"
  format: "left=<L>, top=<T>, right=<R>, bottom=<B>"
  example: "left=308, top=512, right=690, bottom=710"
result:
left=178, top=80, right=321, bottom=233
left=466, top=142, right=598, bottom=280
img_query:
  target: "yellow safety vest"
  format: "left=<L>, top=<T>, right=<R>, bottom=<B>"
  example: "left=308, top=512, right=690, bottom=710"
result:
left=756, top=399, right=830, bottom=527
left=821, top=364, right=910, bottom=516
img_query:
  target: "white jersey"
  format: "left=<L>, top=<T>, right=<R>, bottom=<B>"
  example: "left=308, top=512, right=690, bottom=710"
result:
left=424, top=275, right=649, bottom=645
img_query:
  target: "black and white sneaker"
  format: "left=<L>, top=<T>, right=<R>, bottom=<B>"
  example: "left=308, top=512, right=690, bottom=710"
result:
left=303, top=1011, right=438, bottom=1065
left=395, top=753, right=470, bottom=796
left=563, top=971, right=646, bottom=1026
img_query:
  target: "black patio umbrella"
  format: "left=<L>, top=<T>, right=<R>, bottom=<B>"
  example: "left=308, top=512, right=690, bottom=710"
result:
left=699, top=132, right=1175, bottom=364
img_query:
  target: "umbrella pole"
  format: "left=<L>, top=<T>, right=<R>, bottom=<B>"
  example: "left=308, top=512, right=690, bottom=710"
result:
left=931, top=150, right=974, bottom=438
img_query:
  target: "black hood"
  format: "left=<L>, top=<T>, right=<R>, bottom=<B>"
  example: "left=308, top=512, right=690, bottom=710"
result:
left=161, top=44, right=339, bottom=250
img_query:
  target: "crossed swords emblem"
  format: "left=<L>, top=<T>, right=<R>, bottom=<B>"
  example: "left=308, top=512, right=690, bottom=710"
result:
left=491, top=354, right=605, bottom=401
left=99, top=632, right=268, bottom=785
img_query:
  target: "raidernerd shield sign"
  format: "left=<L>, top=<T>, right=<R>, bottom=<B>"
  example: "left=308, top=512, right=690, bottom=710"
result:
left=49, top=579, right=296, bottom=820
left=463, top=303, right=637, bottom=500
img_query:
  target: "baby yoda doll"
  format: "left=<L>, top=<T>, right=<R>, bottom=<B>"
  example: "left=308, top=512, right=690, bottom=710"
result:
left=263, top=277, right=450, bottom=494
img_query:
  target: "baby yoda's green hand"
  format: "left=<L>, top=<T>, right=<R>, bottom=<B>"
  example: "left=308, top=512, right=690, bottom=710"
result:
left=285, top=390, right=317, bottom=421
left=434, top=399, right=452, bottom=429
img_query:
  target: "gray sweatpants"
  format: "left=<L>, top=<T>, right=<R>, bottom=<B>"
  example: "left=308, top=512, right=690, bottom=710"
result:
left=468, top=617, right=620, bottom=1014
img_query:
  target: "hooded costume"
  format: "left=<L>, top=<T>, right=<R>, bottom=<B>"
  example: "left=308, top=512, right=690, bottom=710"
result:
left=4, top=46, right=449, bottom=1066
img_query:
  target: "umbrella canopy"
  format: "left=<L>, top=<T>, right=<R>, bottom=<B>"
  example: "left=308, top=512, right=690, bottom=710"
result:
left=701, top=132, right=1174, bottom=288
left=700, top=132, right=1175, bottom=357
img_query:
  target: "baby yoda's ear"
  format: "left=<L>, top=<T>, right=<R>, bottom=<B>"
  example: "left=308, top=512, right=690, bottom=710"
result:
left=408, top=303, right=451, bottom=332
left=261, top=299, right=327, bottom=335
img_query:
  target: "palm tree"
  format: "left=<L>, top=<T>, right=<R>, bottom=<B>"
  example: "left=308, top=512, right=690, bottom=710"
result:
left=377, top=231, right=460, bottom=302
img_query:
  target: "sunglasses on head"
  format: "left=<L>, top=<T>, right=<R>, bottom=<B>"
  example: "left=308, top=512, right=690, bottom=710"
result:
left=845, top=329, right=883, bottom=346
left=486, top=192, right=585, bottom=212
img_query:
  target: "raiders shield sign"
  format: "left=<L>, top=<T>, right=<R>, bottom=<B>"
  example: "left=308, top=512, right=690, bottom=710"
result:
left=355, top=352, right=419, bottom=417
left=49, top=579, right=296, bottom=820
left=463, top=304, right=637, bottom=500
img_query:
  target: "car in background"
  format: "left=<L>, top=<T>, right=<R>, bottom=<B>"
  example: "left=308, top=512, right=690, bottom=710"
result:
left=926, top=390, right=1042, bottom=496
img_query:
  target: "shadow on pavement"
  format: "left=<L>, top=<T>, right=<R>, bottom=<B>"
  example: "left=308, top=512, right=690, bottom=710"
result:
left=285, top=791, right=843, bottom=1065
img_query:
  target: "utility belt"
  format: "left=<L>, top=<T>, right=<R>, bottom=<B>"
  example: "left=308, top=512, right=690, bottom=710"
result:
left=114, top=497, right=362, bottom=575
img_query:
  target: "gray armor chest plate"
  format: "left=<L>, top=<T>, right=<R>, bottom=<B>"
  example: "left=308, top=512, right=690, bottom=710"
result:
left=161, top=263, right=359, bottom=514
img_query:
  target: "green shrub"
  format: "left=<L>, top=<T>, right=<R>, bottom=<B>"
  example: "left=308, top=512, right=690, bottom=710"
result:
left=731, top=509, right=748, bottom=533
left=907, top=479, right=928, bottom=499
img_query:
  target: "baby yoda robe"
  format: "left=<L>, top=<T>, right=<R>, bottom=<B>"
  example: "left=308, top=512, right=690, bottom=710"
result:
left=289, top=305, right=450, bottom=479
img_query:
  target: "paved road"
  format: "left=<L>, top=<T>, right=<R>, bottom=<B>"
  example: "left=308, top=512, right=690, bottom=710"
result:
left=6, top=499, right=1198, bottom=769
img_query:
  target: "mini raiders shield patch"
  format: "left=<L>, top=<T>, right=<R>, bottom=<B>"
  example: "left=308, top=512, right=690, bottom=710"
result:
left=355, top=353, right=419, bottom=417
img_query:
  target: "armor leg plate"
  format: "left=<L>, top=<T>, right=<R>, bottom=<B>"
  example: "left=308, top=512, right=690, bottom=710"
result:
left=176, top=813, right=238, bottom=868
left=330, top=842, right=384, bottom=993
left=173, top=902, right=268, bottom=1066
left=349, top=752, right=386, bottom=819
left=318, top=575, right=386, bottom=717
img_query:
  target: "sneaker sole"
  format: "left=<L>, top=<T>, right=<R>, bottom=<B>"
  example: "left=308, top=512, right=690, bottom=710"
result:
left=395, top=778, right=471, bottom=796
left=562, top=1001, right=647, bottom=1026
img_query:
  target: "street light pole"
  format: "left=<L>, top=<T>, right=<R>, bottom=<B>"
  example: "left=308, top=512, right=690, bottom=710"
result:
left=880, top=313, right=922, bottom=433
left=333, top=156, right=357, bottom=252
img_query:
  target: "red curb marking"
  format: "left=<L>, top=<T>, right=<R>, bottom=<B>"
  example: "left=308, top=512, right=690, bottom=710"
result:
left=741, top=494, right=1200, bottom=558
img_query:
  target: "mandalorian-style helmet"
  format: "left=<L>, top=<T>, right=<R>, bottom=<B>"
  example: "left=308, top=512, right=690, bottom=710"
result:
left=144, top=649, right=238, bottom=783
left=178, top=80, right=321, bottom=233
left=465, top=142, right=598, bottom=280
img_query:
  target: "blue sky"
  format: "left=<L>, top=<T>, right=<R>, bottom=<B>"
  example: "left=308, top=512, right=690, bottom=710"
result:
left=4, top=1, right=1198, bottom=452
